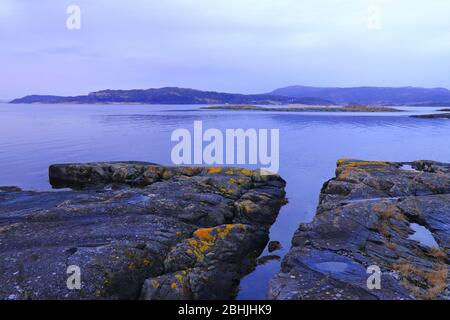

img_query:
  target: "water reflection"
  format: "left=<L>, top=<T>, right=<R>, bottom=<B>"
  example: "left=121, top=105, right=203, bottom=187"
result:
left=0, top=103, right=449, bottom=299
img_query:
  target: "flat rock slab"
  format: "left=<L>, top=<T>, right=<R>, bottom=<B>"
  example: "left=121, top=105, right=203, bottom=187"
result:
left=0, top=162, right=286, bottom=300
left=269, top=159, right=449, bottom=300
left=411, top=113, right=450, bottom=119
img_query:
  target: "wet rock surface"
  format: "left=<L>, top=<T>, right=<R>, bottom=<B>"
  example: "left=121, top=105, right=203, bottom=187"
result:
left=268, top=241, right=282, bottom=253
left=0, top=162, right=286, bottom=300
left=269, top=159, right=449, bottom=300
left=411, top=113, right=450, bottom=119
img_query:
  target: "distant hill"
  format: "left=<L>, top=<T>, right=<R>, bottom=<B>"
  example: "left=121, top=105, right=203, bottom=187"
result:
left=10, top=87, right=333, bottom=105
left=270, top=85, right=450, bottom=106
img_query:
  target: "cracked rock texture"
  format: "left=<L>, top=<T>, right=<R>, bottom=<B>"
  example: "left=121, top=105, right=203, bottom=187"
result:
left=0, top=162, right=286, bottom=300
left=269, top=159, right=449, bottom=300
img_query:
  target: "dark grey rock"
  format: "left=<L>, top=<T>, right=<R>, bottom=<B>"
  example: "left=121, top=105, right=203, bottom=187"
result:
left=269, top=159, right=449, bottom=300
left=411, top=113, right=450, bottom=119
left=257, top=255, right=281, bottom=266
left=268, top=241, right=282, bottom=253
left=0, top=162, right=286, bottom=300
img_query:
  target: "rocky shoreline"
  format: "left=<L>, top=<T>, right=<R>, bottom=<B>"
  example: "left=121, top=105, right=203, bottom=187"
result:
left=0, top=162, right=286, bottom=299
left=202, top=105, right=402, bottom=112
left=2, top=160, right=449, bottom=300
left=269, top=159, right=449, bottom=300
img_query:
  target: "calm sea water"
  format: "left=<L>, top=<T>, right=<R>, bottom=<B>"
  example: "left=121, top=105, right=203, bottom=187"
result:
left=1, top=103, right=450, bottom=299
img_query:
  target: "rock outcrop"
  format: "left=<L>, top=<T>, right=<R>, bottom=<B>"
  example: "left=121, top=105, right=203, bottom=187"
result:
left=411, top=113, right=450, bottom=119
left=0, top=162, right=286, bottom=300
left=269, top=159, right=449, bottom=300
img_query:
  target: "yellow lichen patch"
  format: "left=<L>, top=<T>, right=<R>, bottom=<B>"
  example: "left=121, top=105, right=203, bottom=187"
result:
left=185, top=238, right=209, bottom=261
left=218, top=224, right=237, bottom=239
left=240, top=169, right=253, bottom=176
left=174, top=273, right=185, bottom=284
left=344, top=161, right=390, bottom=168
left=337, top=158, right=353, bottom=166
left=229, top=178, right=249, bottom=185
left=207, top=167, right=222, bottom=174
left=150, top=280, right=160, bottom=288
left=229, top=178, right=238, bottom=185
left=337, top=160, right=391, bottom=181
left=142, top=258, right=151, bottom=266
left=236, top=223, right=246, bottom=230
left=224, top=170, right=235, bottom=175
left=194, top=227, right=215, bottom=241
left=191, top=248, right=204, bottom=261
left=337, top=170, right=351, bottom=181
left=196, top=240, right=212, bottom=252
left=187, top=239, right=198, bottom=247
left=239, top=200, right=257, bottom=214
left=218, top=187, right=236, bottom=196
left=184, top=224, right=245, bottom=262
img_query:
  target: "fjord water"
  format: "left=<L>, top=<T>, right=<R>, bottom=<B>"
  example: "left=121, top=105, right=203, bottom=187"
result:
left=1, top=103, right=450, bottom=299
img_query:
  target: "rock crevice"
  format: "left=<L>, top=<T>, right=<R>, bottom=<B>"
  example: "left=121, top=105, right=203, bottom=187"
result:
left=269, top=159, right=449, bottom=300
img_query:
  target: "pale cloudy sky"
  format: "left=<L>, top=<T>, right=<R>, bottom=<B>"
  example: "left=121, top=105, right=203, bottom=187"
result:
left=1, top=0, right=450, bottom=99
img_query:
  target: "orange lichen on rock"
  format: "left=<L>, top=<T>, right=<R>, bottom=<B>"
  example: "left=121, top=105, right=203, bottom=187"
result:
left=337, top=170, right=351, bottom=181
left=240, top=169, right=253, bottom=176
left=336, top=160, right=391, bottom=181
left=218, top=224, right=238, bottom=239
left=207, top=167, right=222, bottom=174
left=193, top=227, right=215, bottom=241
left=337, top=159, right=391, bottom=168
left=184, top=224, right=247, bottom=261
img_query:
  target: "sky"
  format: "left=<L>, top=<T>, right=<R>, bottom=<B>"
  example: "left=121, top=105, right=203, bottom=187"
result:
left=1, top=0, right=450, bottom=100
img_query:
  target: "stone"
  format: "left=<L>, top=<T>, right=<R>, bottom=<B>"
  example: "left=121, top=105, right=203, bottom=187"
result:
left=268, top=241, right=282, bottom=253
left=0, top=162, right=286, bottom=300
left=269, top=159, right=449, bottom=300
left=411, top=113, right=450, bottom=119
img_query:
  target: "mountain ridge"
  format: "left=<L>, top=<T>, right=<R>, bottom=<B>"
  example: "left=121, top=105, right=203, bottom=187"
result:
left=270, top=85, right=450, bottom=105
left=10, top=85, right=450, bottom=106
left=10, top=87, right=333, bottom=105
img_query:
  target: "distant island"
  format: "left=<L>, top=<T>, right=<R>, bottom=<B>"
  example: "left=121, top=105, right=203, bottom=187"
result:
left=9, top=85, right=450, bottom=106
left=9, top=87, right=332, bottom=105
left=202, top=105, right=402, bottom=112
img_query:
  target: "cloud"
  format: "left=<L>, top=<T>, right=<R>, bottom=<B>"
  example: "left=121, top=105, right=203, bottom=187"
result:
left=1, top=0, right=450, bottom=99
